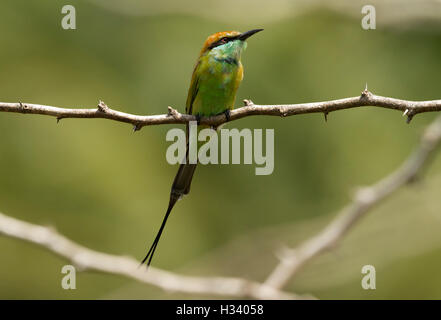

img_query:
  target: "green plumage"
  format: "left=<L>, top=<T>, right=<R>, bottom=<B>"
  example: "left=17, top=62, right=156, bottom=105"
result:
left=187, top=40, right=246, bottom=117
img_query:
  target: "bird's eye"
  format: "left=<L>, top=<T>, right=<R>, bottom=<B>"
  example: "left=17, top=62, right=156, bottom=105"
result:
left=221, top=37, right=228, bottom=43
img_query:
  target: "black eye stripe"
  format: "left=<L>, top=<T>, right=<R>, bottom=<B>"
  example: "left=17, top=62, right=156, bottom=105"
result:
left=208, top=35, right=239, bottom=49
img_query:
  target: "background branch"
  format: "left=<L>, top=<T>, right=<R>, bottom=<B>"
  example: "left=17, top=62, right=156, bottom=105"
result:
left=263, top=114, right=441, bottom=290
left=2, top=90, right=441, bottom=130
left=0, top=211, right=313, bottom=300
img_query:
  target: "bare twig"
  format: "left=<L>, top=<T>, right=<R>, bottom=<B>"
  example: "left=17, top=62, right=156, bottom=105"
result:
left=264, top=115, right=441, bottom=290
left=0, top=212, right=313, bottom=300
left=2, top=90, right=441, bottom=129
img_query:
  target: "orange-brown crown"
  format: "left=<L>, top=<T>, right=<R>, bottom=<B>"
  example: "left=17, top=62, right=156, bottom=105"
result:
left=199, top=31, right=241, bottom=55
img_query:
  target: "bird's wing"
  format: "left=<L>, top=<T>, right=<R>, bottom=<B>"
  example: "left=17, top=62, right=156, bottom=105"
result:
left=185, top=60, right=201, bottom=115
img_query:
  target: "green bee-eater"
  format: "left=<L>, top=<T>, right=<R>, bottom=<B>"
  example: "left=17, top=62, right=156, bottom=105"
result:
left=141, top=29, right=263, bottom=267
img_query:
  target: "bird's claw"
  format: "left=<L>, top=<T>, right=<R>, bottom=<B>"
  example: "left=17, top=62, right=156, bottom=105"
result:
left=195, top=114, right=202, bottom=125
left=224, top=109, right=231, bottom=122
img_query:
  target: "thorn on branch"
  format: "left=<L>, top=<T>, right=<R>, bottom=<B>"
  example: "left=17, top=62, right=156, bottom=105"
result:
left=167, top=106, right=181, bottom=119
left=324, top=111, right=328, bottom=122
left=404, top=108, right=415, bottom=124
left=133, top=123, right=142, bottom=132
left=361, top=88, right=371, bottom=98
left=279, top=106, right=289, bottom=117
left=97, top=100, right=110, bottom=113
left=18, top=101, right=27, bottom=113
left=243, top=99, right=254, bottom=107
left=56, top=117, right=63, bottom=123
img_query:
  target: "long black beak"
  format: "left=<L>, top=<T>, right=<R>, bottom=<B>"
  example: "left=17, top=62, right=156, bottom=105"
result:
left=238, top=28, right=264, bottom=41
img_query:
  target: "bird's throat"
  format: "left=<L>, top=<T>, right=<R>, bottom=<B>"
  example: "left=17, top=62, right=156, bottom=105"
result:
left=209, top=39, right=245, bottom=65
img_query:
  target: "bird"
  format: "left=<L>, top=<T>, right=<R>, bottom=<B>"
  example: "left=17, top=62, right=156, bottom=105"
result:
left=141, top=29, right=263, bottom=267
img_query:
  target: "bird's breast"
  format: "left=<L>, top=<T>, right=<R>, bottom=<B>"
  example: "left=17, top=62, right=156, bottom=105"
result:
left=192, top=56, right=243, bottom=116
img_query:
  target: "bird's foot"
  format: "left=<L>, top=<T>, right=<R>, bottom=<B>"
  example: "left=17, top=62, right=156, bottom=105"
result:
left=213, top=109, right=231, bottom=122
left=195, top=114, right=202, bottom=125
left=223, top=109, right=231, bottom=122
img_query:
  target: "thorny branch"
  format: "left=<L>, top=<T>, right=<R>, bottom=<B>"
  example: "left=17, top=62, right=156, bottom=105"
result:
left=2, top=89, right=441, bottom=130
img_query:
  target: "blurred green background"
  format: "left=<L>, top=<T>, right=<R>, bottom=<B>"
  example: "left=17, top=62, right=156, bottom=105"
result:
left=1, top=0, right=441, bottom=299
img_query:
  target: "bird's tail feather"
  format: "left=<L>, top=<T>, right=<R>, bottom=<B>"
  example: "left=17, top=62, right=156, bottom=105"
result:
left=141, top=162, right=197, bottom=267
left=172, top=162, right=198, bottom=196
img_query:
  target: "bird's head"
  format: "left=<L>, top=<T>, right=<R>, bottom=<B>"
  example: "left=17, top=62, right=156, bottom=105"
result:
left=199, top=29, right=263, bottom=60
